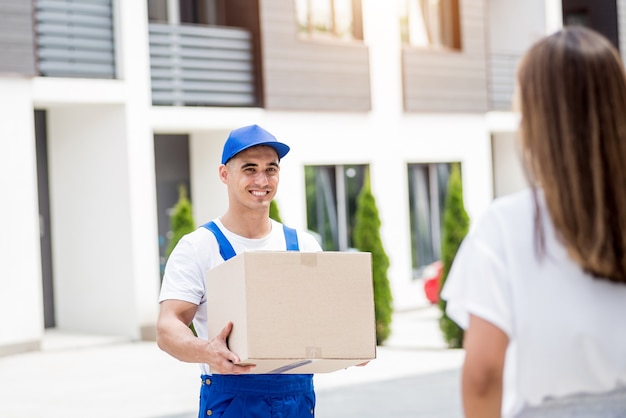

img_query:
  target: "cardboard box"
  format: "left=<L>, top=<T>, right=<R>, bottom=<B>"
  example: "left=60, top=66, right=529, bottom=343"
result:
left=205, top=251, right=376, bottom=374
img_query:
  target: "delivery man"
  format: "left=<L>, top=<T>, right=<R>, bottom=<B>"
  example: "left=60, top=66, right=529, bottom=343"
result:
left=157, top=124, right=323, bottom=417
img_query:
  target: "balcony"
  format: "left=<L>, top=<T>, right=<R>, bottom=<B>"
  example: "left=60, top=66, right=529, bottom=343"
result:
left=35, top=0, right=116, bottom=79
left=148, top=23, right=258, bottom=107
left=488, top=52, right=521, bottom=111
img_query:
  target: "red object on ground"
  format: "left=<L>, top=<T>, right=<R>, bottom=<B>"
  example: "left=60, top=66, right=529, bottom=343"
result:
left=423, top=261, right=444, bottom=304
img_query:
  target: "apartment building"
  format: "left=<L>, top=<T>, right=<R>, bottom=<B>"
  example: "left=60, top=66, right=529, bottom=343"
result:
left=1, top=0, right=622, bottom=355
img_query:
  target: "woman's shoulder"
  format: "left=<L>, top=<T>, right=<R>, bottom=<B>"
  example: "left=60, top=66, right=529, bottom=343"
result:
left=490, top=188, right=535, bottom=213
left=468, top=189, right=536, bottom=244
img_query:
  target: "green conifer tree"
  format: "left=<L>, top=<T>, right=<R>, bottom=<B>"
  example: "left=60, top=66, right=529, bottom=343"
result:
left=166, top=184, right=196, bottom=258
left=353, top=173, right=393, bottom=345
left=438, top=164, right=470, bottom=348
left=166, top=184, right=197, bottom=336
left=269, top=200, right=283, bottom=223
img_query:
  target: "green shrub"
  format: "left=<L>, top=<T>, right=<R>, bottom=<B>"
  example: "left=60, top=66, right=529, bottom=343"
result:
left=166, top=184, right=197, bottom=336
left=353, top=173, right=393, bottom=345
left=438, top=164, right=470, bottom=348
left=166, top=184, right=196, bottom=259
left=269, top=200, right=283, bottom=222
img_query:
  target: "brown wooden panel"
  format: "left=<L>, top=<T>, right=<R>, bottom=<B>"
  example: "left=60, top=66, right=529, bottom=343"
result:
left=259, top=0, right=371, bottom=112
left=265, top=95, right=371, bottom=111
left=405, top=97, right=487, bottom=113
left=402, top=0, right=489, bottom=113
left=265, top=72, right=370, bottom=95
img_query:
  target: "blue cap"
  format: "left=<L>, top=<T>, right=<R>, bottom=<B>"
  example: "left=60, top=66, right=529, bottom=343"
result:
left=221, top=125, right=290, bottom=164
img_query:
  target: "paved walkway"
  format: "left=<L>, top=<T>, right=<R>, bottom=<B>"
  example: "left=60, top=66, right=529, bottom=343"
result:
left=0, top=305, right=464, bottom=418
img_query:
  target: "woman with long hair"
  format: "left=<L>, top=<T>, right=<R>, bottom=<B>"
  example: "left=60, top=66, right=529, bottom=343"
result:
left=442, top=26, right=626, bottom=417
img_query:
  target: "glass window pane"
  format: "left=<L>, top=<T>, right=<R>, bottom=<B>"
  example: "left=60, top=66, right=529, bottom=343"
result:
left=400, top=0, right=461, bottom=49
left=295, top=0, right=356, bottom=40
left=148, top=0, right=168, bottom=22
left=334, top=0, right=354, bottom=39
left=408, top=162, right=456, bottom=276
left=305, top=166, right=339, bottom=250
left=408, top=164, right=434, bottom=271
left=295, top=0, right=309, bottom=32
left=311, top=0, right=333, bottom=34
left=344, top=165, right=366, bottom=249
left=305, top=164, right=367, bottom=251
left=436, top=163, right=452, bottom=232
left=411, top=0, right=432, bottom=47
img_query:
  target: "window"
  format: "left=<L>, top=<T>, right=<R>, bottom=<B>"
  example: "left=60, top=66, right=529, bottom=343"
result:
left=399, top=0, right=461, bottom=50
left=407, top=162, right=453, bottom=276
left=563, top=11, right=589, bottom=27
left=148, top=0, right=168, bottom=22
left=147, top=0, right=224, bottom=25
left=295, top=0, right=363, bottom=41
left=305, top=165, right=367, bottom=250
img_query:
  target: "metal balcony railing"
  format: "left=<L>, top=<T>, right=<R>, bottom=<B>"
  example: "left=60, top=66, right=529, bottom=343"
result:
left=488, top=52, right=521, bottom=111
left=35, top=0, right=116, bottom=78
left=148, top=23, right=257, bottom=107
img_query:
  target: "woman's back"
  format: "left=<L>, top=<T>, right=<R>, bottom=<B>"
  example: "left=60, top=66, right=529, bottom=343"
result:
left=444, top=189, right=626, bottom=416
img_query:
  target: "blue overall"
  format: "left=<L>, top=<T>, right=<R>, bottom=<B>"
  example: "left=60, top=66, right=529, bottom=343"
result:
left=199, top=221, right=315, bottom=418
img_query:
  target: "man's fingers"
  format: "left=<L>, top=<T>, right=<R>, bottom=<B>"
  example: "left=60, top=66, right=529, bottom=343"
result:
left=208, top=322, right=242, bottom=364
left=218, top=321, right=233, bottom=340
left=213, top=362, right=257, bottom=375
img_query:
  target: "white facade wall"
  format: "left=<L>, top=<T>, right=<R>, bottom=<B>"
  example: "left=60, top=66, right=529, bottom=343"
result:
left=151, top=0, right=495, bottom=310
left=36, top=0, right=161, bottom=339
left=117, top=0, right=161, bottom=339
left=0, top=0, right=162, bottom=354
left=488, top=0, right=548, bottom=54
left=1, top=0, right=573, bottom=353
left=0, top=79, right=43, bottom=353
left=46, top=105, right=138, bottom=336
left=487, top=0, right=560, bottom=198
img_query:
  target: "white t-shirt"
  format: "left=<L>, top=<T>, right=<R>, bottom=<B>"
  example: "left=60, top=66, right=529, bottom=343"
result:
left=441, top=189, right=626, bottom=417
left=159, top=218, right=323, bottom=375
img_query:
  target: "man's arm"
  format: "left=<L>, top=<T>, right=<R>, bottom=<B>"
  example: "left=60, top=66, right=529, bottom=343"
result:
left=461, top=314, right=509, bottom=418
left=156, top=299, right=255, bottom=374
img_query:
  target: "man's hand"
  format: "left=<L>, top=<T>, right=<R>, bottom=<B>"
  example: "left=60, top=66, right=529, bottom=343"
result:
left=204, top=322, right=256, bottom=374
left=157, top=300, right=255, bottom=373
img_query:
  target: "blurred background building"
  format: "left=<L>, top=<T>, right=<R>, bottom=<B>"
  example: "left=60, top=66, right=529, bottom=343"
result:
left=1, top=0, right=623, bottom=355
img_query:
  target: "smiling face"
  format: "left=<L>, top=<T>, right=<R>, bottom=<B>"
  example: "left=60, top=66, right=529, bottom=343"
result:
left=220, top=145, right=280, bottom=214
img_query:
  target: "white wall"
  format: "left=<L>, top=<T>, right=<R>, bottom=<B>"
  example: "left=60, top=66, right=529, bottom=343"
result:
left=488, top=0, right=548, bottom=53
left=0, top=79, right=44, bottom=352
left=48, top=105, right=138, bottom=337
left=163, top=108, right=493, bottom=311
left=545, top=0, right=564, bottom=35
left=148, top=0, right=496, bottom=311
left=492, top=132, right=529, bottom=197
left=189, top=130, right=231, bottom=224
left=30, top=0, right=162, bottom=340
left=267, top=113, right=493, bottom=310
left=117, top=0, right=161, bottom=338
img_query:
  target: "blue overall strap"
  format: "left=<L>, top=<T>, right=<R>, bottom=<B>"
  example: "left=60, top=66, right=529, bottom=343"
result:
left=202, top=221, right=236, bottom=261
left=283, top=225, right=299, bottom=251
left=203, top=221, right=299, bottom=260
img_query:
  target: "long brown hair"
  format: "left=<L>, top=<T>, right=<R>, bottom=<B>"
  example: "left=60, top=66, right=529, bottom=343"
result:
left=517, top=26, right=626, bottom=283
